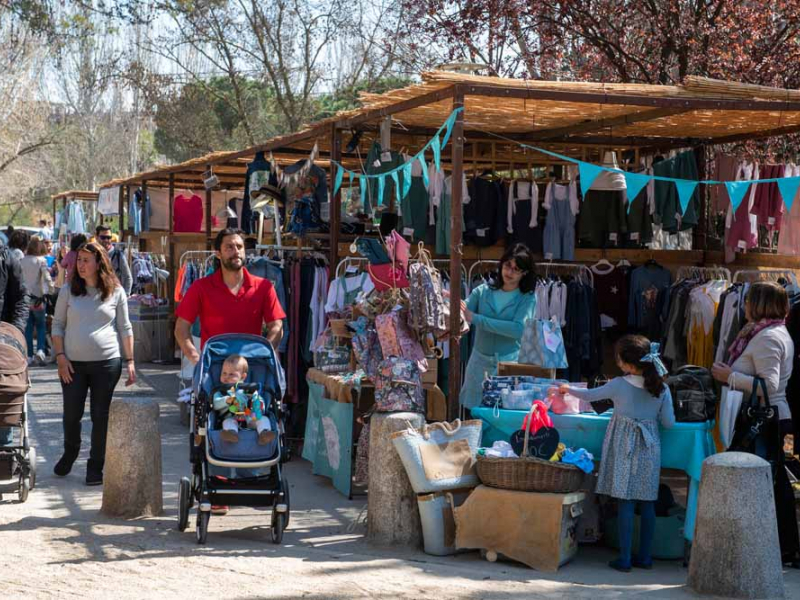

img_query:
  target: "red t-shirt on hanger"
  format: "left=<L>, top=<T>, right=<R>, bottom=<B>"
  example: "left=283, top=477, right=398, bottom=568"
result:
left=174, top=193, right=203, bottom=232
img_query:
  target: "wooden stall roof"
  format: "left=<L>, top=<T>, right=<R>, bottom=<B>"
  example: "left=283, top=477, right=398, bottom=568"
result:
left=98, top=73, right=800, bottom=189
left=51, top=190, right=99, bottom=202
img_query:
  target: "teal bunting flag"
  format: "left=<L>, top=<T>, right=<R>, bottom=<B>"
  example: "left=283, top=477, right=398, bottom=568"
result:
left=674, top=180, right=699, bottom=216
left=402, top=162, right=413, bottom=198
left=440, top=109, right=460, bottom=150
left=623, top=172, right=651, bottom=213
left=432, top=134, right=441, bottom=172
left=391, top=171, right=401, bottom=201
left=333, top=164, right=344, bottom=197
left=418, top=155, right=429, bottom=187
left=348, top=170, right=353, bottom=190
left=377, top=175, right=385, bottom=206
left=359, top=175, right=367, bottom=211
left=579, top=162, right=604, bottom=198
left=778, top=177, right=800, bottom=213
left=725, top=181, right=751, bottom=215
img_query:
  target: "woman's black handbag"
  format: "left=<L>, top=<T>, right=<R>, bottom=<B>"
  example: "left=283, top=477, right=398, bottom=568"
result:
left=729, top=377, right=780, bottom=467
left=666, top=365, right=717, bottom=422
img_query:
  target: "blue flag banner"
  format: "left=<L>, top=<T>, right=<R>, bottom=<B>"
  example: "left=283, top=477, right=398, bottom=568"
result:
left=623, top=172, right=651, bottom=213
left=432, top=134, right=441, bottom=172
left=359, top=175, right=367, bottom=212
left=402, top=162, right=413, bottom=198
left=418, top=155, right=429, bottom=187
left=377, top=175, right=385, bottom=206
left=674, top=180, right=699, bottom=216
left=333, top=164, right=344, bottom=198
left=579, top=162, right=604, bottom=198
left=440, top=108, right=461, bottom=150
left=778, top=176, right=800, bottom=214
left=391, top=171, right=401, bottom=201
left=725, top=181, right=751, bottom=215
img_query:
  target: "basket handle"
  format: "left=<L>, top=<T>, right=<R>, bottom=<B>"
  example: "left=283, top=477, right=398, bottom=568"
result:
left=423, top=418, right=461, bottom=439
left=521, top=401, right=539, bottom=457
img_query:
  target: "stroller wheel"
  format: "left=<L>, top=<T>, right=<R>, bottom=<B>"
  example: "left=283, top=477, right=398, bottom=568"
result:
left=270, top=507, right=285, bottom=544
left=17, top=477, right=30, bottom=503
left=177, top=477, right=191, bottom=532
left=27, top=447, right=37, bottom=490
left=196, top=509, right=210, bottom=544
left=281, top=477, right=291, bottom=529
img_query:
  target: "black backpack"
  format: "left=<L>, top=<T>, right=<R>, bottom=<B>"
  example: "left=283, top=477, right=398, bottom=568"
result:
left=666, top=365, right=717, bottom=422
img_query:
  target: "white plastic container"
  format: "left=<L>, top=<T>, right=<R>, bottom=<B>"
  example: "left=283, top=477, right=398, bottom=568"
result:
left=417, top=489, right=471, bottom=556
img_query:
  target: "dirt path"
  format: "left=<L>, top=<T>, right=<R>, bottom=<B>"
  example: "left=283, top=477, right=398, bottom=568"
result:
left=2, top=365, right=798, bottom=599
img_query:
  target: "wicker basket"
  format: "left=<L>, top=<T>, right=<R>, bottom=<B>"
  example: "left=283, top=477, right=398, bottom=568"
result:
left=476, top=402, right=584, bottom=493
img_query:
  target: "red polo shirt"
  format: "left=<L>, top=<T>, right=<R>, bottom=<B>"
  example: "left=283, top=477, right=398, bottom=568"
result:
left=176, top=268, right=286, bottom=347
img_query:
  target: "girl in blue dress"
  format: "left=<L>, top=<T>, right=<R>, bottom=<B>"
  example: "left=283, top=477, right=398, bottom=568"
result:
left=560, top=335, right=675, bottom=572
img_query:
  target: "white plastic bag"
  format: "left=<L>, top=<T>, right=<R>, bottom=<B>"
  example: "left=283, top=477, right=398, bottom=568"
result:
left=719, top=374, right=743, bottom=450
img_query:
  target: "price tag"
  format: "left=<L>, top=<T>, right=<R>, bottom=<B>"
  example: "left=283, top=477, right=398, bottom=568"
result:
left=768, top=217, right=776, bottom=226
left=373, top=159, right=382, bottom=168
left=737, top=239, right=747, bottom=250
left=402, top=227, right=414, bottom=236
left=630, top=232, right=640, bottom=241
left=381, top=151, right=392, bottom=163
left=476, top=228, right=487, bottom=237
left=609, top=232, right=618, bottom=242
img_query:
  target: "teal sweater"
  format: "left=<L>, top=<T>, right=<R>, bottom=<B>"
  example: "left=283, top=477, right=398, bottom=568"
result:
left=466, top=284, right=537, bottom=357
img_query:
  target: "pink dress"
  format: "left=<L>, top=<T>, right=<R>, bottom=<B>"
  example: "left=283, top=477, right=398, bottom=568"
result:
left=751, top=163, right=785, bottom=231
left=726, top=162, right=759, bottom=255
left=778, top=164, right=800, bottom=256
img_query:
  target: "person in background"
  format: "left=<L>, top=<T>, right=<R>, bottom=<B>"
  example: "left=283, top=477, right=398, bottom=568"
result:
left=558, top=335, right=675, bottom=572
left=8, top=230, right=30, bottom=262
left=39, top=219, right=53, bottom=241
left=712, top=281, right=799, bottom=567
left=95, top=225, right=131, bottom=295
left=21, top=237, right=53, bottom=365
left=0, top=241, right=29, bottom=447
left=60, top=234, right=87, bottom=284
left=458, top=243, right=537, bottom=410
left=51, top=242, right=135, bottom=486
left=43, top=239, right=55, bottom=268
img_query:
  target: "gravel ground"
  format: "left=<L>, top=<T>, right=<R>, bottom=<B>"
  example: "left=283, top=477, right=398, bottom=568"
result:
left=2, top=364, right=799, bottom=599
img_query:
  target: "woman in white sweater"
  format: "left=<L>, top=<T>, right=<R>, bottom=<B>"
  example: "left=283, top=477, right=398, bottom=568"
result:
left=51, top=242, right=135, bottom=486
left=20, top=237, right=53, bottom=364
left=712, top=281, right=799, bottom=566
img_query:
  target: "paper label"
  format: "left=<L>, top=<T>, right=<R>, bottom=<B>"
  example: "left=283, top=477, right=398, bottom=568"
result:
left=737, top=239, right=747, bottom=250
left=768, top=217, right=776, bottom=225
left=609, top=233, right=618, bottom=242
left=373, top=159, right=382, bottom=168
left=544, top=252, right=554, bottom=260
left=476, top=228, right=487, bottom=237
left=381, top=151, right=392, bottom=163
left=402, top=227, right=414, bottom=236
left=544, top=329, right=562, bottom=352
left=630, top=232, right=640, bottom=241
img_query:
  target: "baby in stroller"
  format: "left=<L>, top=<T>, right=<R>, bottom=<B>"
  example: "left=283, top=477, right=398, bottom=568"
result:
left=212, top=354, right=276, bottom=446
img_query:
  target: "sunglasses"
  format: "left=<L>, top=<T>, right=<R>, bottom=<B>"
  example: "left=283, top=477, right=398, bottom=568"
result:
left=98, top=235, right=112, bottom=241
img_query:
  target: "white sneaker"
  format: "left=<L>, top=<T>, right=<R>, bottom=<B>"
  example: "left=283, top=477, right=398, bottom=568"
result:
left=35, top=350, right=46, bottom=364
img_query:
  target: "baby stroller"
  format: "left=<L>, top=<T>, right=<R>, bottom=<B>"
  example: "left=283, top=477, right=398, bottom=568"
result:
left=0, top=322, right=36, bottom=502
left=177, top=333, right=290, bottom=544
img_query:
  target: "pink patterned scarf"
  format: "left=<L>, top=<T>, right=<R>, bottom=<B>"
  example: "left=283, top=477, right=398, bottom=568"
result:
left=726, top=318, right=785, bottom=366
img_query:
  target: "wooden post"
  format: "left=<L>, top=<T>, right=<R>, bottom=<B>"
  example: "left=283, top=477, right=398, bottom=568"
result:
left=118, top=186, right=126, bottom=242
left=52, top=197, right=56, bottom=228
left=168, top=174, right=176, bottom=309
left=329, top=124, right=342, bottom=278
left=205, top=166, right=212, bottom=250
left=140, top=180, right=148, bottom=252
left=447, top=88, right=465, bottom=420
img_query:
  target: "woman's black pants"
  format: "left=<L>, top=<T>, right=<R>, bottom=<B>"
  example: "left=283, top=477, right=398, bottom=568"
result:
left=61, top=359, right=122, bottom=473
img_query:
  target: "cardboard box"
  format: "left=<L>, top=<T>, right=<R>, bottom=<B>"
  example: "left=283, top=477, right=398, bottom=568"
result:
left=497, top=361, right=556, bottom=379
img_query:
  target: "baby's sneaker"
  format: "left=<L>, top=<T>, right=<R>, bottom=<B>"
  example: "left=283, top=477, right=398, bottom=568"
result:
left=221, top=429, right=239, bottom=443
left=258, top=430, right=277, bottom=445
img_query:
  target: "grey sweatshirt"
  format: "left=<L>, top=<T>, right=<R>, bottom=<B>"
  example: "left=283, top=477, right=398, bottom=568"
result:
left=52, top=285, right=133, bottom=361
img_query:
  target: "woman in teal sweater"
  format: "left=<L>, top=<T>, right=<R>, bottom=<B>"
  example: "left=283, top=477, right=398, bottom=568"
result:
left=460, top=244, right=537, bottom=409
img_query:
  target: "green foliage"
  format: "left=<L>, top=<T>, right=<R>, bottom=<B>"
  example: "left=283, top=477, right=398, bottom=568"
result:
left=313, top=76, right=413, bottom=120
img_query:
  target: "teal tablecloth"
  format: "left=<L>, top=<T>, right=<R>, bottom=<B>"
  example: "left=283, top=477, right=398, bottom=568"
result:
left=471, top=407, right=717, bottom=542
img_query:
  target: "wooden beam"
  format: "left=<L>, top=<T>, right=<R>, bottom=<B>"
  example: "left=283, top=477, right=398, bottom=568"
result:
left=463, top=83, right=800, bottom=111
left=335, top=86, right=456, bottom=129
left=204, top=166, right=212, bottom=251
left=530, top=107, right=692, bottom=140
left=448, top=86, right=465, bottom=420
left=704, top=121, right=800, bottom=145
left=329, top=124, right=342, bottom=279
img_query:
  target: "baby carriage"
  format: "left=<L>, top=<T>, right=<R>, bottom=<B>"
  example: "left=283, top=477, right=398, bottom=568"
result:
left=177, top=333, right=290, bottom=544
left=0, top=322, right=36, bottom=503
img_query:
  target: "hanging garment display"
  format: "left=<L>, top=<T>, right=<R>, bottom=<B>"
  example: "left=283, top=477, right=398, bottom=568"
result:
left=464, top=175, right=504, bottom=247
left=543, top=181, right=578, bottom=260
left=174, top=192, right=203, bottom=232
left=628, top=262, right=673, bottom=341
left=778, top=163, right=800, bottom=256
left=280, top=157, right=328, bottom=235
left=242, top=151, right=280, bottom=234
left=652, top=150, right=700, bottom=233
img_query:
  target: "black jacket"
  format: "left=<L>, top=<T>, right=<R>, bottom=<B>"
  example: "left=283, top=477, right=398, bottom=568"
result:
left=0, top=248, right=29, bottom=332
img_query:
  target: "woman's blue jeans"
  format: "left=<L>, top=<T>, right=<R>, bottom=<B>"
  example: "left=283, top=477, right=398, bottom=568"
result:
left=25, top=308, right=46, bottom=356
left=618, top=499, right=656, bottom=567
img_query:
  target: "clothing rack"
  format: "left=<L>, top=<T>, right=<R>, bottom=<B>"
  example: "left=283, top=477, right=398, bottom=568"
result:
left=335, top=257, right=368, bottom=280
left=733, top=269, right=797, bottom=283
left=534, top=262, right=594, bottom=287
left=467, top=260, right=500, bottom=289
left=179, top=250, right=215, bottom=271
left=255, top=243, right=317, bottom=267
left=677, top=265, right=732, bottom=282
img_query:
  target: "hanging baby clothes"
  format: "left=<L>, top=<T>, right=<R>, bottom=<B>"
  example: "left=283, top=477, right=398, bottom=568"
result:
left=534, top=280, right=567, bottom=325
left=592, top=262, right=629, bottom=330
left=628, top=263, right=673, bottom=341
left=324, top=272, right=374, bottom=314
left=725, top=161, right=759, bottom=259
left=778, top=163, right=800, bottom=256
left=505, top=179, right=541, bottom=252
left=578, top=151, right=627, bottom=248
left=399, top=154, right=430, bottom=242
left=751, top=163, right=785, bottom=234
left=435, top=174, right=470, bottom=256
left=465, top=175, right=504, bottom=247
left=686, top=282, right=725, bottom=369
left=543, top=181, right=579, bottom=260
left=626, top=159, right=655, bottom=248
left=653, top=150, right=700, bottom=233
left=242, top=151, right=278, bottom=234
left=66, top=201, right=86, bottom=234
left=281, top=157, right=328, bottom=236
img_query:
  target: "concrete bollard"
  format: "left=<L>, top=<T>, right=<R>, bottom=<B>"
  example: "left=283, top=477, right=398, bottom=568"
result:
left=367, top=411, right=425, bottom=548
left=101, top=398, right=163, bottom=518
left=688, top=452, right=784, bottom=599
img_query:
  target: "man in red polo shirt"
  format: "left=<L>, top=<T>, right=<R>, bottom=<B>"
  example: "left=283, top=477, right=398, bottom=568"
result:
left=175, top=228, right=286, bottom=363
